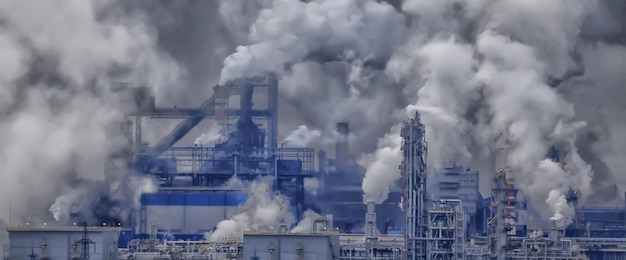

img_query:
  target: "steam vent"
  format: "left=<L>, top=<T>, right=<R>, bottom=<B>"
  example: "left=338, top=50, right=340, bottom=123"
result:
left=3, top=1, right=626, bottom=259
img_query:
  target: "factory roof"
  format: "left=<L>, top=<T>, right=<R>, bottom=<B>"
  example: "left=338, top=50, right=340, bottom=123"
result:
left=6, top=226, right=121, bottom=232
left=243, top=231, right=339, bottom=237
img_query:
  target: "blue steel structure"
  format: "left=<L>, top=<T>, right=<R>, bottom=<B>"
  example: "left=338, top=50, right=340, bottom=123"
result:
left=400, top=112, right=428, bottom=260
left=105, top=77, right=315, bottom=239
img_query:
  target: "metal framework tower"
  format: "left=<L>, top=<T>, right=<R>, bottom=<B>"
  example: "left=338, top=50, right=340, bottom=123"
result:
left=76, top=223, right=95, bottom=260
left=401, top=112, right=428, bottom=260
left=426, top=199, right=465, bottom=260
left=488, top=168, right=516, bottom=260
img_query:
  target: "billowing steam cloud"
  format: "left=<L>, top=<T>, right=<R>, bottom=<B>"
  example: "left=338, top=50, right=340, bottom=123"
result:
left=291, top=209, right=323, bottom=233
left=361, top=125, right=402, bottom=204
left=219, top=0, right=405, bottom=85
left=0, top=0, right=178, bottom=227
left=222, top=0, right=409, bottom=156
left=374, top=0, right=598, bottom=227
left=220, top=0, right=622, bottom=228
left=6, top=0, right=626, bottom=246
left=207, top=177, right=294, bottom=241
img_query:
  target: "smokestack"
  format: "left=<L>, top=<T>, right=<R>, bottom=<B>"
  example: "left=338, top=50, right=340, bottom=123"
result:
left=365, top=201, right=378, bottom=243
left=336, top=122, right=350, bottom=164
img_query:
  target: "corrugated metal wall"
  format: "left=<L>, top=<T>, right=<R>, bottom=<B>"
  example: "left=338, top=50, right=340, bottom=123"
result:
left=9, top=229, right=117, bottom=260
left=141, top=193, right=247, bottom=233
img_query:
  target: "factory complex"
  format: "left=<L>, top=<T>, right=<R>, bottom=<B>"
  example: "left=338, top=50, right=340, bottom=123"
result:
left=5, top=78, right=626, bottom=260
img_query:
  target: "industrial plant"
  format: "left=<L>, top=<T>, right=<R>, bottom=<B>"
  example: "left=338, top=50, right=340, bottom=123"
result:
left=3, top=0, right=626, bottom=259
left=3, top=77, right=626, bottom=260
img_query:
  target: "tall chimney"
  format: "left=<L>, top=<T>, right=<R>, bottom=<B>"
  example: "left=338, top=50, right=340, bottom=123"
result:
left=366, top=201, right=378, bottom=244
left=335, top=122, right=350, bottom=164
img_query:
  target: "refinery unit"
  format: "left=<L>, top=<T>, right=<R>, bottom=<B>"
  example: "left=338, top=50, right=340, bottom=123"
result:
left=6, top=77, right=626, bottom=260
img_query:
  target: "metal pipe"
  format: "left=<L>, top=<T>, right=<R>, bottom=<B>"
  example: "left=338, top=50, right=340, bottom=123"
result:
left=233, top=153, right=238, bottom=177
left=274, top=155, right=278, bottom=188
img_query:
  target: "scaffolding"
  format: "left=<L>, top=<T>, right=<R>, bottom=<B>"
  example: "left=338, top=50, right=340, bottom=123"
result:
left=427, top=199, right=465, bottom=260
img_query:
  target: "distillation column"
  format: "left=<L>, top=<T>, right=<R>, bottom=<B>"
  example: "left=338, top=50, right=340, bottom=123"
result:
left=489, top=168, right=517, bottom=260
left=401, top=112, right=428, bottom=260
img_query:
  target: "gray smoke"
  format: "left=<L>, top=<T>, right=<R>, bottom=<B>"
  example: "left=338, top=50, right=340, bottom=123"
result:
left=215, top=0, right=626, bottom=227
left=374, top=0, right=607, bottom=227
left=218, top=0, right=405, bottom=85
left=5, top=0, right=626, bottom=240
left=0, top=0, right=178, bottom=227
left=220, top=0, right=409, bottom=155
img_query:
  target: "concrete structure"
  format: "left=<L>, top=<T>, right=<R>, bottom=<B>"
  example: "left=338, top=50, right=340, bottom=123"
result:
left=242, top=232, right=340, bottom=260
left=7, top=226, right=120, bottom=260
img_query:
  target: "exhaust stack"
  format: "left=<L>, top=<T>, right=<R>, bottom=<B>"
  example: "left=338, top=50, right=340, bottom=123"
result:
left=366, top=201, right=378, bottom=244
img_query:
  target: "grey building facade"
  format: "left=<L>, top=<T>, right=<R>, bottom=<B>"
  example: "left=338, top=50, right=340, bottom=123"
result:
left=7, top=226, right=119, bottom=260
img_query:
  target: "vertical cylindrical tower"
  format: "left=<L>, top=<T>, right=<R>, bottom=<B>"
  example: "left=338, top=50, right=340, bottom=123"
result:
left=366, top=201, right=378, bottom=243
left=402, top=112, right=428, bottom=260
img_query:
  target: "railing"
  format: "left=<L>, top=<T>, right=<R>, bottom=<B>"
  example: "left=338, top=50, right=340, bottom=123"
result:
left=155, top=147, right=315, bottom=174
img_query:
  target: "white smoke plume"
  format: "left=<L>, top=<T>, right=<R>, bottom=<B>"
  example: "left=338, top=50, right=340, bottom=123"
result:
left=360, top=125, right=403, bottom=204
left=474, top=29, right=592, bottom=226
left=207, top=177, right=294, bottom=241
left=283, top=125, right=322, bottom=148
left=194, top=123, right=228, bottom=146
left=291, top=209, right=322, bottom=233
left=407, top=37, right=479, bottom=168
left=0, top=0, right=179, bottom=228
left=6, top=0, right=626, bottom=247
left=219, top=0, right=405, bottom=85
left=227, top=0, right=408, bottom=157
left=376, top=0, right=600, bottom=226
